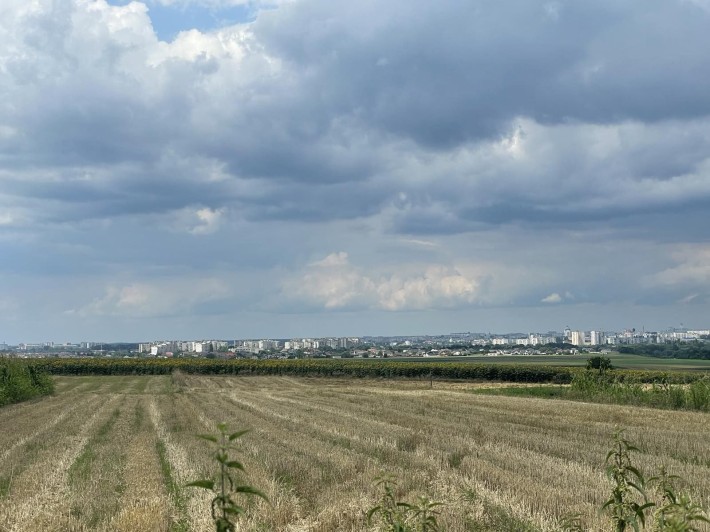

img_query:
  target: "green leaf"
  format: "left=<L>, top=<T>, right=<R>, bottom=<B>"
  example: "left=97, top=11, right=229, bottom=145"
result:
left=225, top=460, right=245, bottom=471
left=626, top=465, right=644, bottom=482
left=185, top=480, right=214, bottom=490
left=366, top=506, right=382, bottom=522
left=234, top=485, right=269, bottom=500
left=627, top=480, right=645, bottom=494
left=228, top=430, right=250, bottom=441
left=197, top=434, right=219, bottom=443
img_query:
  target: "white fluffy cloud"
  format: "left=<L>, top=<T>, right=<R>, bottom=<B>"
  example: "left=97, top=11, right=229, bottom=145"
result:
left=150, top=0, right=288, bottom=8
left=168, top=206, right=226, bottom=234
left=72, top=277, right=230, bottom=318
left=285, top=252, right=486, bottom=311
left=649, top=246, right=710, bottom=287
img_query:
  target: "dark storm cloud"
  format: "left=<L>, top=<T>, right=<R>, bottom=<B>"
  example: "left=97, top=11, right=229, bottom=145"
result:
left=3, top=0, right=710, bottom=233
left=240, top=179, right=390, bottom=222
left=255, top=0, right=710, bottom=146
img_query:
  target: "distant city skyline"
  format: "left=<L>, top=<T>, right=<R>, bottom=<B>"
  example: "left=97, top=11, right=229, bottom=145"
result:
left=2, top=1, right=709, bottom=344
left=4, top=321, right=708, bottom=347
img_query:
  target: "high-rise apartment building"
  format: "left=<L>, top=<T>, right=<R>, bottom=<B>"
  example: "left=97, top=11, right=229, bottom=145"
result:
left=570, top=330, right=585, bottom=346
left=589, top=330, right=604, bottom=346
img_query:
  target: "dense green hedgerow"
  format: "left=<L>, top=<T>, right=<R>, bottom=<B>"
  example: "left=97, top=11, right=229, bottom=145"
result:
left=0, top=358, right=55, bottom=406
left=22, top=358, right=572, bottom=382
left=21, top=357, right=709, bottom=385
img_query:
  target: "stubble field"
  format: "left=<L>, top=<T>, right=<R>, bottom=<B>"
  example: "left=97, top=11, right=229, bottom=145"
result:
left=0, top=374, right=708, bottom=531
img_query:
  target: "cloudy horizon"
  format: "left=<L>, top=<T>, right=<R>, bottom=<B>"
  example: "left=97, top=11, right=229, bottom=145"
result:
left=1, top=0, right=710, bottom=343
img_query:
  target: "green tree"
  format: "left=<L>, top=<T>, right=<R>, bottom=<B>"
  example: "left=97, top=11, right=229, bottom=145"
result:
left=587, top=355, right=613, bottom=375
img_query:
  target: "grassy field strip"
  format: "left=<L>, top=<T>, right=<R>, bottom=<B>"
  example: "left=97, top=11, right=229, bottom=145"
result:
left=257, top=380, right=710, bottom=482
left=0, top=389, right=66, bottom=429
left=199, top=386, right=553, bottom=529
left=223, top=391, right=401, bottom=453
left=189, top=391, right=376, bottom=531
left=225, top=387, right=435, bottom=454
left=457, top=437, right=605, bottom=529
left=0, top=394, right=121, bottom=531
left=53, top=375, right=172, bottom=396
left=227, top=386, right=558, bottom=467
left=227, top=385, right=592, bottom=530
left=160, top=392, right=272, bottom=531
left=0, top=394, right=84, bottom=466
left=416, top=391, right=709, bottom=468
left=176, top=391, right=317, bottom=531
left=0, top=396, right=92, bottom=500
left=193, top=377, right=709, bottom=530
left=254, top=393, right=419, bottom=458
left=107, top=377, right=143, bottom=394
left=162, top=391, right=303, bottom=532
left=202, top=382, right=562, bottom=530
left=414, top=393, right=710, bottom=509
left=188, top=389, right=379, bottom=529
left=108, top=397, right=172, bottom=531
left=0, top=394, right=102, bottom=491
left=456, top=474, right=553, bottom=531
left=1, top=375, right=708, bottom=530
left=149, top=396, right=213, bottom=531
left=220, top=390, right=419, bottom=474
left=61, top=398, right=130, bottom=529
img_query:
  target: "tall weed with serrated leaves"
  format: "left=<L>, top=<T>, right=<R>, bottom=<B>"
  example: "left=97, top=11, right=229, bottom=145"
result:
left=186, top=423, right=267, bottom=532
left=650, top=467, right=710, bottom=531
left=602, top=428, right=654, bottom=532
left=367, top=474, right=443, bottom=532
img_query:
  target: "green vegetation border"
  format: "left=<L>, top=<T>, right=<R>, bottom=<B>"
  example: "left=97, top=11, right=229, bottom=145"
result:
left=22, top=358, right=708, bottom=384
left=0, top=358, right=55, bottom=406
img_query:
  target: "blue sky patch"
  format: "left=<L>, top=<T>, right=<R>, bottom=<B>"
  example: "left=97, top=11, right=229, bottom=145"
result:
left=106, top=0, right=255, bottom=41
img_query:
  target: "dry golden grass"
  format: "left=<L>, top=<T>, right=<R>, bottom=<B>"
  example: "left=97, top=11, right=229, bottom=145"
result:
left=0, top=375, right=708, bottom=531
left=109, top=398, right=172, bottom=532
left=0, top=393, right=120, bottom=530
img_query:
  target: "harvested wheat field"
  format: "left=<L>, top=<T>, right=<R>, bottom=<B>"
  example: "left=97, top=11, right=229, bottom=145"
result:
left=0, top=374, right=708, bottom=531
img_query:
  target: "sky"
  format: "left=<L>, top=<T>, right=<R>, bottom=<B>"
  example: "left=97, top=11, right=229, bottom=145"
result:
left=2, top=0, right=710, bottom=343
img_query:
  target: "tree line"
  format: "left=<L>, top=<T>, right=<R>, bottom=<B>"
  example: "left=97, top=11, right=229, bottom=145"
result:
left=619, top=341, right=710, bottom=360
left=20, top=358, right=706, bottom=384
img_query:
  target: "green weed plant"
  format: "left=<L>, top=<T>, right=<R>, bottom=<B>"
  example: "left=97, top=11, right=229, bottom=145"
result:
left=602, top=430, right=709, bottom=532
left=367, top=474, right=443, bottom=532
left=186, top=423, right=267, bottom=532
